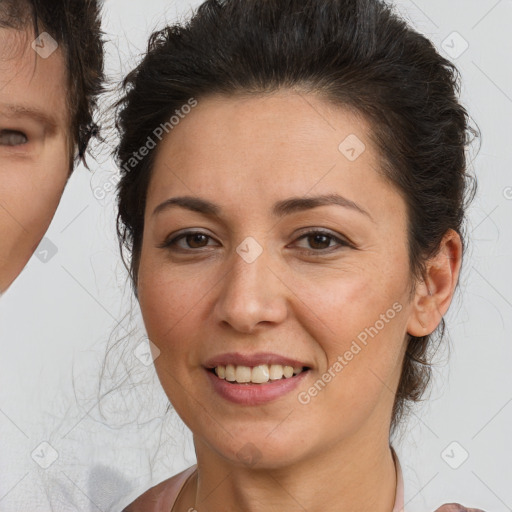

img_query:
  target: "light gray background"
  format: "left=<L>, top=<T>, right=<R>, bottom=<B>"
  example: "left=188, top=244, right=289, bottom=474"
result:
left=0, top=0, right=511, bottom=510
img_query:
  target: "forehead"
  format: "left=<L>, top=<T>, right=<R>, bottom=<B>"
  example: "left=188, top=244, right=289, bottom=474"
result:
left=0, top=26, right=70, bottom=129
left=155, top=91, right=377, bottom=162
left=149, top=92, right=389, bottom=205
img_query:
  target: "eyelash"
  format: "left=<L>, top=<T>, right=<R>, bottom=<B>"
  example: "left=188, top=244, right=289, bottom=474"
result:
left=159, top=229, right=351, bottom=256
left=0, top=129, right=29, bottom=147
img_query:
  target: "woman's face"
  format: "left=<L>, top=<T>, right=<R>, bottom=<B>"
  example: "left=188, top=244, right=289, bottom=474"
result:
left=0, top=27, right=71, bottom=293
left=137, top=91, right=419, bottom=467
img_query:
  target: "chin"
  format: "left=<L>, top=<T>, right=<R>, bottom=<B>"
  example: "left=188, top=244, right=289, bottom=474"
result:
left=211, top=434, right=308, bottom=470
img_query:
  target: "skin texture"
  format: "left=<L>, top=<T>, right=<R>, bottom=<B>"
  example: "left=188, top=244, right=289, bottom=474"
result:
left=436, top=507, right=486, bottom=512
left=135, top=91, right=462, bottom=512
left=0, top=26, right=71, bottom=293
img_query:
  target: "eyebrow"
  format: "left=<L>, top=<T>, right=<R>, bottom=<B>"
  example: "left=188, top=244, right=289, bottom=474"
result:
left=152, top=193, right=374, bottom=222
left=0, top=103, right=59, bottom=133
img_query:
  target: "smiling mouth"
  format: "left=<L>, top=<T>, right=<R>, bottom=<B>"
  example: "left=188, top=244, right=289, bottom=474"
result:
left=209, top=364, right=310, bottom=385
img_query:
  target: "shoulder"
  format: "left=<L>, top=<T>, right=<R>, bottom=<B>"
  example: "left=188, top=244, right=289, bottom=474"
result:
left=434, top=504, right=487, bottom=512
left=121, top=479, right=170, bottom=512
left=121, top=465, right=197, bottom=512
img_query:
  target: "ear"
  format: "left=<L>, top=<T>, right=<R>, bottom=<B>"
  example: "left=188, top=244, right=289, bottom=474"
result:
left=406, top=229, right=462, bottom=337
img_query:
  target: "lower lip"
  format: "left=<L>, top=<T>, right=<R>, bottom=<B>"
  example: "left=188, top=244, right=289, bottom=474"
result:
left=205, top=368, right=310, bottom=405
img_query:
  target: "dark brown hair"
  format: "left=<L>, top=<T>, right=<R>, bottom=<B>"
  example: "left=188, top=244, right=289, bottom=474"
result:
left=0, top=0, right=105, bottom=165
left=114, top=0, right=479, bottom=434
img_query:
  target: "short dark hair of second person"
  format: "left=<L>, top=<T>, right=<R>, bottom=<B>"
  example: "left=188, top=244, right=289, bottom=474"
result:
left=0, top=0, right=105, bottom=165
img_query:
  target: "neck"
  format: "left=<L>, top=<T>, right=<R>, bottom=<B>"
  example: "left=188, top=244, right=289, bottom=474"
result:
left=178, top=429, right=397, bottom=512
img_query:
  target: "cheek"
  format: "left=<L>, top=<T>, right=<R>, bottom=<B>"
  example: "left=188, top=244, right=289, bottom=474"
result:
left=137, top=258, right=208, bottom=355
left=294, top=268, right=407, bottom=397
left=0, top=169, right=67, bottom=247
left=293, top=268, right=401, bottom=344
left=0, top=154, right=69, bottom=289
left=137, top=262, right=213, bottom=410
left=3, top=149, right=69, bottom=224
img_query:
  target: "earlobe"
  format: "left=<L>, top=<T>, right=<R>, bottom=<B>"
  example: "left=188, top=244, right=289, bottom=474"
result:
left=406, top=279, right=435, bottom=337
left=406, top=229, right=462, bottom=337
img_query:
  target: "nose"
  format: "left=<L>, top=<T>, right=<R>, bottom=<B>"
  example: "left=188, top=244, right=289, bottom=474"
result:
left=212, top=243, right=289, bottom=333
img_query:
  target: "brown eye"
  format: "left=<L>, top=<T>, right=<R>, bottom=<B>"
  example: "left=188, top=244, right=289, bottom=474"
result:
left=160, top=231, right=217, bottom=251
left=293, top=229, right=351, bottom=254
left=185, top=233, right=210, bottom=248
left=306, top=233, right=333, bottom=250
left=0, top=130, right=28, bottom=146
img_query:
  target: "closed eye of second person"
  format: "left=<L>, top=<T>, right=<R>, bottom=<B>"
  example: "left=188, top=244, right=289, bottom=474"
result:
left=0, top=129, right=29, bottom=146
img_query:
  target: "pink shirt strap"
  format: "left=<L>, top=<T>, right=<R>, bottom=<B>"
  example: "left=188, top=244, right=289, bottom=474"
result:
left=121, top=464, right=197, bottom=512
left=392, top=445, right=405, bottom=512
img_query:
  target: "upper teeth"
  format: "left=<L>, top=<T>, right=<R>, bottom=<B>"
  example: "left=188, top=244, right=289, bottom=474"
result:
left=215, top=364, right=304, bottom=384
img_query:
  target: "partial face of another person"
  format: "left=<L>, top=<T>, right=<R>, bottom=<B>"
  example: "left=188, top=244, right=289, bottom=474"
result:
left=0, top=26, right=71, bottom=293
left=136, top=91, right=453, bottom=468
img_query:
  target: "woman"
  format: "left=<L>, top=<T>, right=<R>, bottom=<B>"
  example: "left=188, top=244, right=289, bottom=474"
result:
left=114, top=0, right=483, bottom=510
